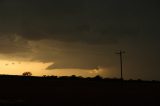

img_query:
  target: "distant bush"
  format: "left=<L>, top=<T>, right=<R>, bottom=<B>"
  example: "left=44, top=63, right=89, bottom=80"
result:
left=93, top=75, right=103, bottom=80
left=43, top=75, right=47, bottom=77
left=128, top=79, right=133, bottom=81
left=50, top=75, right=58, bottom=78
left=137, top=79, right=142, bottom=81
left=22, top=72, right=32, bottom=76
left=43, top=75, right=58, bottom=79
left=59, top=76, right=70, bottom=79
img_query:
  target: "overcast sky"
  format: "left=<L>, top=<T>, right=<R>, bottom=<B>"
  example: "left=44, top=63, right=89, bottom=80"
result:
left=0, top=0, right=160, bottom=80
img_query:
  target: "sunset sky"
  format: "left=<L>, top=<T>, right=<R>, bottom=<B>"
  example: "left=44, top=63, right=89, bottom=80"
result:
left=0, top=0, right=160, bottom=80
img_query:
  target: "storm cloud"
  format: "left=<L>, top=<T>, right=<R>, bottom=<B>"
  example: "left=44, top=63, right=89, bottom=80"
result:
left=0, top=0, right=160, bottom=80
left=0, top=0, right=160, bottom=43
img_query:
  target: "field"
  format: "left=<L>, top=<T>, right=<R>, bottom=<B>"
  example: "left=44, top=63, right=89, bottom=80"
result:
left=0, top=75, right=159, bottom=106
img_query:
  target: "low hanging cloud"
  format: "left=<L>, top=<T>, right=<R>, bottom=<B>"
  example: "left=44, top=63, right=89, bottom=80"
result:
left=28, top=40, right=116, bottom=70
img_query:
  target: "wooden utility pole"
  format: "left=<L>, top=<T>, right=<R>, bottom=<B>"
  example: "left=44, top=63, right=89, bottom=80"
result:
left=116, top=50, right=125, bottom=80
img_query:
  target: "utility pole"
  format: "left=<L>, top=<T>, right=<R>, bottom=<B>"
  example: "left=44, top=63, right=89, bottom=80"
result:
left=116, top=50, right=125, bottom=80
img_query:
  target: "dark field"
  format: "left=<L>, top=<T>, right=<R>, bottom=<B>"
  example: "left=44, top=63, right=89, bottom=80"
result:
left=0, top=75, right=159, bottom=106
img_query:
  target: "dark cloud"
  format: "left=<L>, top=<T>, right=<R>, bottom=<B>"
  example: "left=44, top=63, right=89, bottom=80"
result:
left=0, top=0, right=159, bottom=44
left=0, top=35, right=30, bottom=54
left=0, top=0, right=160, bottom=80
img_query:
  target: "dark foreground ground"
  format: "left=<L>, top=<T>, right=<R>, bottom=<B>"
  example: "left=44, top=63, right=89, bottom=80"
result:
left=0, top=75, right=159, bottom=106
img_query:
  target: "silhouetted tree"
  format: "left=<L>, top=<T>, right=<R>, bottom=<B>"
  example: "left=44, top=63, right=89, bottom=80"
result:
left=93, top=75, right=103, bottom=80
left=43, top=75, right=47, bottom=77
left=77, top=76, right=84, bottom=79
left=22, top=72, right=32, bottom=76
left=50, top=75, right=58, bottom=79
left=137, top=79, right=142, bottom=82
left=59, top=76, right=70, bottom=79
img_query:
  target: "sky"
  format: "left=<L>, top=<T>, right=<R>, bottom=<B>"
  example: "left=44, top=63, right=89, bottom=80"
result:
left=0, top=0, right=160, bottom=80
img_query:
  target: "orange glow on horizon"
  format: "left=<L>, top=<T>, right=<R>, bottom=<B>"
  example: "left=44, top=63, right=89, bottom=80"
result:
left=0, top=60, right=107, bottom=77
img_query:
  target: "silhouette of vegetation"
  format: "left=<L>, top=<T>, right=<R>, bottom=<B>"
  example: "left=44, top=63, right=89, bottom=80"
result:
left=93, top=75, right=103, bottom=80
left=22, top=72, right=32, bottom=76
left=0, top=74, right=159, bottom=105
